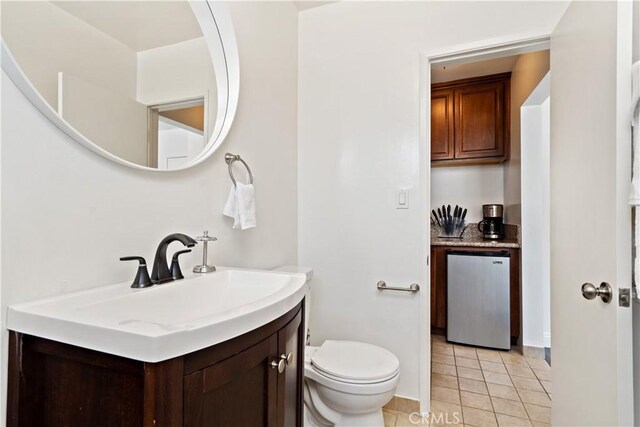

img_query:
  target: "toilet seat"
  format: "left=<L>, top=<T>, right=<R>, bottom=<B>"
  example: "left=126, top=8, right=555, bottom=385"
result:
left=311, top=367, right=397, bottom=385
left=311, top=340, right=400, bottom=384
left=305, top=341, right=400, bottom=395
left=305, top=364, right=399, bottom=396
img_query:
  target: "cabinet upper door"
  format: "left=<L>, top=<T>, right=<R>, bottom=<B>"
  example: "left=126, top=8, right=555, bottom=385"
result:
left=277, top=309, right=303, bottom=427
left=453, top=81, right=507, bottom=159
left=430, top=88, right=455, bottom=160
left=183, top=334, right=279, bottom=427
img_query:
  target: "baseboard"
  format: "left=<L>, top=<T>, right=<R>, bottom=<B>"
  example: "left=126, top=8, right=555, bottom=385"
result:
left=383, top=395, right=420, bottom=415
left=522, top=345, right=545, bottom=359
left=543, top=332, right=551, bottom=348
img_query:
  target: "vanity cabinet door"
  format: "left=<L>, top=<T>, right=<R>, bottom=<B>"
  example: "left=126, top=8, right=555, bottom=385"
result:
left=183, top=335, right=279, bottom=427
left=277, top=309, right=303, bottom=427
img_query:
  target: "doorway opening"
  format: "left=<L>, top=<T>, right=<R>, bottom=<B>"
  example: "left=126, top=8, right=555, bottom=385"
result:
left=147, top=97, right=206, bottom=169
left=419, top=37, right=554, bottom=422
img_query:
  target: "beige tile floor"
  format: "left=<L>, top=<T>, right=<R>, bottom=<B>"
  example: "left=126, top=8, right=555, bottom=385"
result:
left=383, top=335, right=552, bottom=426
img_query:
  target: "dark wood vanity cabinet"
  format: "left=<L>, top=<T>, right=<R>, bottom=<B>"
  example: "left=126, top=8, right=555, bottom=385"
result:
left=7, top=302, right=304, bottom=427
left=183, top=307, right=302, bottom=427
left=431, top=73, right=511, bottom=166
left=184, top=336, right=278, bottom=426
left=430, top=246, right=520, bottom=344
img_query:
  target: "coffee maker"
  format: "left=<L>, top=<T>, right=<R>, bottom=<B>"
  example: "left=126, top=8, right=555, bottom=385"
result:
left=477, top=204, right=505, bottom=240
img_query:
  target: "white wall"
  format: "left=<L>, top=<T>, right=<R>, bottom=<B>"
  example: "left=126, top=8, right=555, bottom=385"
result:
left=520, top=74, right=550, bottom=349
left=136, top=37, right=218, bottom=142
left=1, top=1, right=152, bottom=167
left=1, top=1, right=137, bottom=107
left=504, top=50, right=550, bottom=225
left=299, top=1, right=569, bottom=401
left=0, top=1, right=298, bottom=419
left=59, top=73, right=148, bottom=166
left=431, top=165, right=504, bottom=224
left=540, top=97, right=551, bottom=348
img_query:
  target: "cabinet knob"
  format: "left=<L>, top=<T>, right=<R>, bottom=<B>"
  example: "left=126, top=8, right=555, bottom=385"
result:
left=282, top=352, right=294, bottom=366
left=271, top=359, right=286, bottom=373
left=271, top=353, right=294, bottom=373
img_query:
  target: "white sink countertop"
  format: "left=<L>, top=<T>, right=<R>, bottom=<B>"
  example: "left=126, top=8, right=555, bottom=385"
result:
left=7, top=267, right=308, bottom=362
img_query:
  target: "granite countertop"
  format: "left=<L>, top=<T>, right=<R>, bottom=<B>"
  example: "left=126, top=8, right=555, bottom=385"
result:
left=431, top=223, right=520, bottom=249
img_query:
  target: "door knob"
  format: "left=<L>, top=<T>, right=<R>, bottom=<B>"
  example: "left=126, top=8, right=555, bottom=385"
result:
left=271, top=358, right=286, bottom=373
left=581, top=282, right=612, bottom=303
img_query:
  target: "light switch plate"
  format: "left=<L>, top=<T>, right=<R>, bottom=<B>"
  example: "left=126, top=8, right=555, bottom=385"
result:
left=396, top=189, right=409, bottom=209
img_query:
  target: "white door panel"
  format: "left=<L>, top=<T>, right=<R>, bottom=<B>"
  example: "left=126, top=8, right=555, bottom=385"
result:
left=551, top=1, right=633, bottom=425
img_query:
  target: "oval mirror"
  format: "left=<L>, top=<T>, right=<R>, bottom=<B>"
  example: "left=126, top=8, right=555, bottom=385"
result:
left=1, top=1, right=239, bottom=171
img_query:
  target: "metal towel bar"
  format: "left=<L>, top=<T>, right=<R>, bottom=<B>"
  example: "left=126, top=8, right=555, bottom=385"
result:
left=377, top=281, right=420, bottom=293
left=225, top=153, right=254, bottom=187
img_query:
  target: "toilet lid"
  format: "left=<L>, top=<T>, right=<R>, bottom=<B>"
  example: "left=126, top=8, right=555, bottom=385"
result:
left=310, top=340, right=399, bottom=383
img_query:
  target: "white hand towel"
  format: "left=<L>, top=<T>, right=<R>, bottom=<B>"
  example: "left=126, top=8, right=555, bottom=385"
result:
left=223, top=185, right=240, bottom=228
left=222, top=183, right=256, bottom=230
left=236, top=183, right=257, bottom=230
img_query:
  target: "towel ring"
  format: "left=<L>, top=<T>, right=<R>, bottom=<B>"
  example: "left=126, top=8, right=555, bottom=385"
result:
left=225, top=153, right=254, bottom=187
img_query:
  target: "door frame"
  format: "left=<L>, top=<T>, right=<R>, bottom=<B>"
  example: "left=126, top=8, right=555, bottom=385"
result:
left=418, top=32, right=552, bottom=414
left=611, top=2, right=634, bottom=423
left=520, top=73, right=551, bottom=350
left=419, top=33, right=551, bottom=413
left=419, top=19, right=634, bottom=421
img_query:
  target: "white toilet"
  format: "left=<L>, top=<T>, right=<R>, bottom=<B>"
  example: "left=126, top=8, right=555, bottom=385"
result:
left=304, top=340, right=400, bottom=426
left=273, top=266, right=400, bottom=427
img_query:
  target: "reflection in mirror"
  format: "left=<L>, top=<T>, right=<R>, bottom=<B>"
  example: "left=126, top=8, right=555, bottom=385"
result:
left=1, top=1, right=218, bottom=170
left=150, top=98, right=206, bottom=170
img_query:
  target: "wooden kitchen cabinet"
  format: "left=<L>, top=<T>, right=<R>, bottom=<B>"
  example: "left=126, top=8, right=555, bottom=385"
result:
left=430, top=88, right=455, bottom=160
left=431, top=73, right=510, bottom=166
left=430, top=246, right=520, bottom=344
left=7, top=302, right=304, bottom=427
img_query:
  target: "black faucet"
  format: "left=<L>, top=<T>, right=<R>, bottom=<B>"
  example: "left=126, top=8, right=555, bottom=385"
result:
left=151, top=233, right=197, bottom=284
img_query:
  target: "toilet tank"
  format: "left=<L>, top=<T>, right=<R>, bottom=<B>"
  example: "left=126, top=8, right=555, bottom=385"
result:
left=272, top=266, right=313, bottom=345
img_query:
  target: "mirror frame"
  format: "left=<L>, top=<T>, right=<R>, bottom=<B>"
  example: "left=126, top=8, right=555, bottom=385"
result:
left=1, top=0, right=239, bottom=172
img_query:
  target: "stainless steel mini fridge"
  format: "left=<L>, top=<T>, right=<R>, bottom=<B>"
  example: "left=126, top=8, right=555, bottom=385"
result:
left=447, top=250, right=511, bottom=350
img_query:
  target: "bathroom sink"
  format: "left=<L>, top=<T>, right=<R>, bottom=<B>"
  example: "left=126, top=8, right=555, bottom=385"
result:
left=7, top=267, right=308, bottom=362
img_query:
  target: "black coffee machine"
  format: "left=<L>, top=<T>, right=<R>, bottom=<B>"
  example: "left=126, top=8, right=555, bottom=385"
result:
left=477, top=204, right=505, bottom=240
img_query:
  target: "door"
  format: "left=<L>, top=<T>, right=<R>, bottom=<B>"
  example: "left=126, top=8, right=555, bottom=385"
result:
left=454, top=81, right=506, bottom=159
left=183, top=335, right=279, bottom=427
left=430, top=88, right=454, bottom=160
left=550, top=1, right=633, bottom=425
